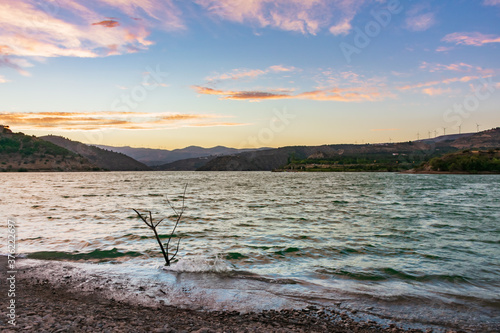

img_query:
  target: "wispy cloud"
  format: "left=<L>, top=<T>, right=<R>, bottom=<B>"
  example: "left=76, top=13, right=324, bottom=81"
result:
left=442, top=32, right=500, bottom=46
left=206, top=65, right=296, bottom=83
left=0, top=111, right=245, bottom=130
left=0, top=0, right=185, bottom=74
left=421, top=87, right=452, bottom=96
left=0, top=75, right=9, bottom=83
left=398, top=75, right=480, bottom=91
left=405, top=4, right=436, bottom=32
left=419, top=62, right=487, bottom=73
left=435, top=46, right=454, bottom=52
left=192, top=85, right=386, bottom=102
left=483, top=0, right=500, bottom=6
left=92, top=19, right=120, bottom=28
left=196, top=0, right=365, bottom=35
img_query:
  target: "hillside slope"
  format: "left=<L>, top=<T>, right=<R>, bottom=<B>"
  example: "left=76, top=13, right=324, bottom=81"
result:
left=0, top=126, right=100, bottom=172
left=198, top=128, right=500, bottom=171
left=414, top=149, right=500, bottom=173
left=41, top=136, right=151, bottom=171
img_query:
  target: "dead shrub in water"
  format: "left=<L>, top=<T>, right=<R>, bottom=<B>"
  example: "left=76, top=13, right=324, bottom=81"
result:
left=133, top=185, right=187, bottom=266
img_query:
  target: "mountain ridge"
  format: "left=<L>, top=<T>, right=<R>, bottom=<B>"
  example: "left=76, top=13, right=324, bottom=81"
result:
left=41, top=136, right=151, bottom=171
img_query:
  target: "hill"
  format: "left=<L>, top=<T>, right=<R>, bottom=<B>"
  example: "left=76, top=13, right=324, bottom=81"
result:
left=0, top=125, right=100, bottom=172
left=95, top=145, right=268, bottom=166
left=413, top=149, right=500, bottom=174
left=153, top=156, right=218, bottom=171
left=198, top=128, right=500, bottom=172
left=41, top=136, right=151, bottom=171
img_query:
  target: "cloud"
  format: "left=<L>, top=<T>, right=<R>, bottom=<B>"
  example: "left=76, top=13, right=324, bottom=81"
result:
left=435, top=46, right=454, bottom=52
left=0, top=75, right=9, bottom=83
left=206, top=65, right=297, bottom=83
left=92, top=20, right=120, bottom=28
left=419, top=62, right=484, bottom=73
left=405, top=4, right=436, bottom=31
left=0, top=0, right=185, bottom=74
left=421, top=87, right=452, bottom=96
left=192, top=85, right=386, bottom=102
left=0, top=111, right=245, bottom=131
left=398, top=75, right=480, bottom=91
left=442, top=32, right=500, bottom=46
left=483, top=0, right=500, bottom=6
left=196, top=0, right=365, bottom=35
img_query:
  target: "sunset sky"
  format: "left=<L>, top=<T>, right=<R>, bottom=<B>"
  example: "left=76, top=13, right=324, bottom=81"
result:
left=1, top=0, right=499, bottom=149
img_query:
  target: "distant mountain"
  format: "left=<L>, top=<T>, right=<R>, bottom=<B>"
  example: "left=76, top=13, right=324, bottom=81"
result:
left=0, top=125, right=100, bottom=172
left=153, top=156, right=218, bottom=171
left=95, top=145, right=269, bottom=166
left=41, top=136, right=150, bottom=171
left=198, top=128, right=500, bottom=172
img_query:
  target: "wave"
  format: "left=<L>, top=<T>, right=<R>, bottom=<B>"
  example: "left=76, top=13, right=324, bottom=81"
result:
left=163, top=254, right=230, bottom=273
left=318, top=267, right=471, bottom=283
left=26, top=248, right=143, bottom=261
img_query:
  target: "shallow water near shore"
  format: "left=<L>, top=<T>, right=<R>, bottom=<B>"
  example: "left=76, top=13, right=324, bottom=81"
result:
left=2, top=171, right=499, bottom=332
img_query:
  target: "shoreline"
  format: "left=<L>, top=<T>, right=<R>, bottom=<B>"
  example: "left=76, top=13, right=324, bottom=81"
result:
left=0, top=257, right=437, bottom=333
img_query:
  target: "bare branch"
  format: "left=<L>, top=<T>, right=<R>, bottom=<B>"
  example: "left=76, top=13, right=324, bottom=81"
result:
left=132, top=184, right=188, bottom=266
left=154, top=218, right=165, bottom=228
left=133, top=209, right=153, bottom=228
left=169, top=237, right=182, bottom=262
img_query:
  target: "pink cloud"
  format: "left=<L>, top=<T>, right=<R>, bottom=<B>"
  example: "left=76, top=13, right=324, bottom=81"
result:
left=442, top=32, right=500, bottom=46
left=436, top=46, right=454, bottom=52
left=398, top=75, right=480, bottom=91
left=406, top=13, right=436, bottom=32
left=483, top=0, right=500, bottom=6
left=92, top=20, right=120, bottom=28
left=196, top=0, right=365, bottom=35
left=419, top=62, right=485, bottom=73
left=206, top=65, right=296, bottom=82
left=0, top=0, right=185, bottom=75
left=192, top=85, right=387, bottom=102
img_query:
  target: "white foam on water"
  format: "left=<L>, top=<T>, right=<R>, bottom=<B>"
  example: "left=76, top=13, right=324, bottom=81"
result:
left=163, top=254, right=230, bottom=273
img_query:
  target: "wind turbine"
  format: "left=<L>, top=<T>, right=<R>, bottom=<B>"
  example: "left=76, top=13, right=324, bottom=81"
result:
left=434, top=130, right=437, bottom=138
left=443, top=127, right=446, bottom=135
left=417, top=132, right=420, bottom=140
left=458, top=125, right=462, bottom=134
left=476, top=123, right=480, bottom=132
left=428, top=131, right=431, bottom=139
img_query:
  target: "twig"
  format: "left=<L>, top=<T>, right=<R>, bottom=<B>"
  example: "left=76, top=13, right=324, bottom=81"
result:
left=132, top=185, right=188, bottom=266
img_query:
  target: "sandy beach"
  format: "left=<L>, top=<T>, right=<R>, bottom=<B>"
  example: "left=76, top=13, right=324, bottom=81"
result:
left=0, top=257, right=441, bottom=333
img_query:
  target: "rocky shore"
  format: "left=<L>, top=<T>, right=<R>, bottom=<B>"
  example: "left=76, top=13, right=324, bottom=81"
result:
left=0, top=258, right=460, bottom=333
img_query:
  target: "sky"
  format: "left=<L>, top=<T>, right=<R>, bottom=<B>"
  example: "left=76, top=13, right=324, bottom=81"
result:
left=0, top=0, right=499, bottom=149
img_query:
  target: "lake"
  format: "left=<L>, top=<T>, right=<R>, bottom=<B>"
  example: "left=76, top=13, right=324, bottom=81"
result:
left=1, top=171, right=499, bottom=332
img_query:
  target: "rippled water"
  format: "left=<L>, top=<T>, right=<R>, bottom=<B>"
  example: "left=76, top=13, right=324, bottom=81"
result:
left=1, top=172, right=499, bottom=331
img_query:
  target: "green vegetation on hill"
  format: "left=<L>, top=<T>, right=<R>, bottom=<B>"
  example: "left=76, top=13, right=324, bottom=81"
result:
left=41, top=135, right=151, bottom=171
left=0, top=125, right=100, bottom=172
left=417, top=149, right=500, bottom=173
left=279, top=146, right=456, bottom=172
